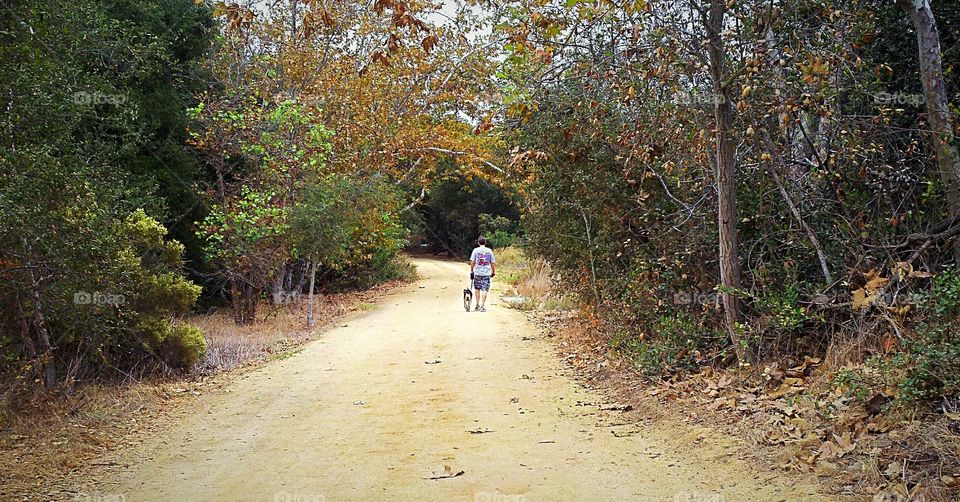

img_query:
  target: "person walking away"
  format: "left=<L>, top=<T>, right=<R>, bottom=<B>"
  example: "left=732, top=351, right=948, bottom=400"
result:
left=469, top=236, right=496, bottom=312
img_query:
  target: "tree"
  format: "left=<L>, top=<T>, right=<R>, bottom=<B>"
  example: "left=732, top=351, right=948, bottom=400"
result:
left=699, top=0, right=749, bottom=361
left=0, top=0, right=210, bottom=385
left=896, top=0, right=960, bottom=258
left=289, top=177, right=353, bottom=328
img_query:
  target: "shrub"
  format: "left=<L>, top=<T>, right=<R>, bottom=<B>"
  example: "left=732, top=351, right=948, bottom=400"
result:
left=162, top=323, right=207, bottom=369
left=834, top=268, right=960, bottom=404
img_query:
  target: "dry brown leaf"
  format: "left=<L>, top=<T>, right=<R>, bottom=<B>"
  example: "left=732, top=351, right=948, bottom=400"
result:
left=894, top=261, right=912, bottom=281
left=834, top=431, right=855, bottom=452
left=852, top=288, right=875, bottom=310
left=865, top=275, right=890, bottom=292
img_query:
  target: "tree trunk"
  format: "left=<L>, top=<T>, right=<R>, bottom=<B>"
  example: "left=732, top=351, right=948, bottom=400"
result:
left=704, top=0, right=750, bottom=362
left=15, top=294, right=38, bottom=360
left=306, top=259, right=318, bottom=328
left=898, top=0, right=960, bottom=258
left=271, top=271, right=285, bottom=305
left=26, top=265, right=56, bottom=386
left=230, top=276, right=257, bottom=325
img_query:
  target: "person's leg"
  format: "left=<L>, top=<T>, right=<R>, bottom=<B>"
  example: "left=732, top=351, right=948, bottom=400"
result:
left=473, top=278, right=481, bottom=310
left=479, top=276, right=490, bottom=310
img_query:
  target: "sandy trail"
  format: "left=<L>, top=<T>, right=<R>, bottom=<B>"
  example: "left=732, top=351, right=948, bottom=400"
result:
left=96, top=258, right=825, bottom=501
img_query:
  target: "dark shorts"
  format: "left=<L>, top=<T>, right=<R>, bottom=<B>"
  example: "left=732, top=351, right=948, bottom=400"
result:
left=473, top=275, right=491, bottom=291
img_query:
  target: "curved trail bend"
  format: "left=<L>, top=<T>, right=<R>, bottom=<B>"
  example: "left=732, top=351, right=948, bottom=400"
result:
left=101, top=258, right=825, bottom=501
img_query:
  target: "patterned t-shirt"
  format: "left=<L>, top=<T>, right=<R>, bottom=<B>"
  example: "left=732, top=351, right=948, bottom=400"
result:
left=470, top=246, right=496, bottom=277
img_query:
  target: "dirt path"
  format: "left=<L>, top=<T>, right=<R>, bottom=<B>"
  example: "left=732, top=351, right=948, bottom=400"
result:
left=89, top=258, right=826, bottom=501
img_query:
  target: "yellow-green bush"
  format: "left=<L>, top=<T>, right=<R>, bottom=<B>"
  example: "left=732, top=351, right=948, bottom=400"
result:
left=161, top=323, right=207, bottom=369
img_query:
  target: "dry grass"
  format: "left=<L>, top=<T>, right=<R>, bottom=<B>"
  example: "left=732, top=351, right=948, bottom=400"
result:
left=496, top=246, right=575, bottom=311
left=0, top=382, right=179, bottom=500
left=194, top=280, right=404, bottom=374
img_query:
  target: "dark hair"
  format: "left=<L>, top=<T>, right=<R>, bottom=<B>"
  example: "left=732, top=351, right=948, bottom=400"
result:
left=477, top=236, right=487, bottom=246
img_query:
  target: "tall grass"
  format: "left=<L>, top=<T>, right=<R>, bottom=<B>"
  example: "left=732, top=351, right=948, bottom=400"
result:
left=495, top=246, right=575, bottom=310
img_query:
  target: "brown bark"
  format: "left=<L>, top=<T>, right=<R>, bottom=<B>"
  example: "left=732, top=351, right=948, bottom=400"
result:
left=15, top=294, right=38, bottom=360
left=704, top=0, right=750, bottom=362
left=898, top=0, right=960, bottom=258
left=26, top=264, right=56, bottom=386
left=229, top=276, right=257, bottom=325
left=306, top=259, right=318, bottom=328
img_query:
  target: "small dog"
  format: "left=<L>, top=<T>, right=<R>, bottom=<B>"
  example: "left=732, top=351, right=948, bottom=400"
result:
left=463, top=286, right=473, bottom=312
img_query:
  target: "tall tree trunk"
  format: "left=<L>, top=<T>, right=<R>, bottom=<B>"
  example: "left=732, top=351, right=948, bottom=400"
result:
left=271, top=271, right=285, bottom=304
left=704, top=0, right=751, bottom=362
left=306, top=259, right=318, bottom=328
left=26, top=264, right=56, bottom=386
left=898, top=0, right=960, bottom=258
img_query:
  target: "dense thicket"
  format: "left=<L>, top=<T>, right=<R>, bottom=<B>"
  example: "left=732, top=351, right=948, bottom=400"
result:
left=0, top=0, right=213, bottom=386
left=501, top=0, right=960, bottom=399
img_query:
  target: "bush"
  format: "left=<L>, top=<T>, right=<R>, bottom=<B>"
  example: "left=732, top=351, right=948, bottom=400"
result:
left=835, top=268, right=960, bottom=404
left=162, top=323, right=207, bottom=369
left=897, top=267, right=960, bottom=400
left=613, top=312, right=724, bottom=379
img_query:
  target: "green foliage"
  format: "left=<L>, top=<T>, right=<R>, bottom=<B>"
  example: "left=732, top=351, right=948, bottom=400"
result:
left=755, top=287, right=807, bottom=335
left=161, top=323, right=207, bottom=369
left=479, top=213, right=520, bottom=248
left=897, top=269, right=960, bottom=400
left=612, top=313, right=725, bottom=379
left=200, top=186, right=289, bottom=263
left=834, top=269, right=960, bottom=404
left=418, top=174, right=521, bottom=256
left=503, top=0, right=960, bottom=390
left=0, top=0, right=211, bottom=384
left=291, top=174, right=409, bottom=290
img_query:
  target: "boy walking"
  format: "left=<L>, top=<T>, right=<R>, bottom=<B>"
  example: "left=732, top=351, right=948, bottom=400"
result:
left=469, top=236, right=496, bottom=312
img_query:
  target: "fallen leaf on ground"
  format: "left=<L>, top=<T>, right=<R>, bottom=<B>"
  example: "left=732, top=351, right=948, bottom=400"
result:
left=423, top=465, right=464, bottom=480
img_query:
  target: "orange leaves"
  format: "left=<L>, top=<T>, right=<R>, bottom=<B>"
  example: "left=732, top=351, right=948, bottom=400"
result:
left=852, top=269, right=889, bottom=311
left=370, top=50, right=391, bottom=67
left=850, top=264, right=933, bottom=312
left=798, top=53, right=830, bottom=84
left=215, top=2, right=255, bottom=32
left=374, top=0, right=427, bottom=35
left=204, top=0, right=501, bottom=199
left=421, top=34, right=438, bottom=54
